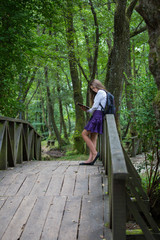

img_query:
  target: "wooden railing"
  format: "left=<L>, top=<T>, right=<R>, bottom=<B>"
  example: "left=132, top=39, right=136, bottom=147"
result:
left=100, top=114, right=128, bottom=240
left=99, top=114, right=160, bottom=240
left=0, top=116, right=41, bottom=170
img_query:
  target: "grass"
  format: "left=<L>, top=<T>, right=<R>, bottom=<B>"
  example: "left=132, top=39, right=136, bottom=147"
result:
left=41, top=140, right=88, bottom=161
left=57, top=154, right=88, bottom=161
left=126, top=229, right=143, bottom=235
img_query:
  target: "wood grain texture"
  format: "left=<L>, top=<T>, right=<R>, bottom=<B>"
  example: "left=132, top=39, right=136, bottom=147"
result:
left=0, top=160, right=110, bottom=240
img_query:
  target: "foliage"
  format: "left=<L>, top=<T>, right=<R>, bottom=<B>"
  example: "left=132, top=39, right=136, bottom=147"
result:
left=0, top=0, right=159, bottom=154
left=121, top=73, right=158, bottom=151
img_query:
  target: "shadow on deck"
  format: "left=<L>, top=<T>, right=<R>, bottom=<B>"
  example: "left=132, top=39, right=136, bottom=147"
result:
left=0, top=160, right=111, bottom=240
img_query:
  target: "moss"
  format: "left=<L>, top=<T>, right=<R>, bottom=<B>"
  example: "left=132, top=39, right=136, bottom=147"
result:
left=157, top=36, right=160, bottom=49
left=73, top=130, right=84, bottom=153
left=154, top=90, right=160, bottom=108
left=126, top=229, right=143, bottom=235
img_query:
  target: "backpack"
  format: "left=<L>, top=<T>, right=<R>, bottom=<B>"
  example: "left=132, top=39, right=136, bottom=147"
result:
left=100, top=91, right=116, bottom=115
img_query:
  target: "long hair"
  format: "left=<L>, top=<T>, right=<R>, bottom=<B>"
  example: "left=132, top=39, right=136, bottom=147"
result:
left=89, top=79, right=107, bottom=105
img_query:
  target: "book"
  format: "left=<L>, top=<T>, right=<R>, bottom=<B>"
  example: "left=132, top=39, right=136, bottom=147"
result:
left=77, top=102, right=90, bottom=111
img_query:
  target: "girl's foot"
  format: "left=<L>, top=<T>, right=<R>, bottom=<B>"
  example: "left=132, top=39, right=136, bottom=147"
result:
left=79, top=152, right=100, bottom=166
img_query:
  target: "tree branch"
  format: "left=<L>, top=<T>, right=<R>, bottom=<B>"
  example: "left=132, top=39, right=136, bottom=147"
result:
left=26, top=80, right=40, bottom=107
left=22, top=68, right=38, bottom=102
left=130, top=25, right=147, bottom=38
left=80, top=12, right=93, bottom=75
left=89, top=0, right=99, bottom=80
left=126, top=0, right=138, bottom=20
left=77, top=59, right=89, bottom=83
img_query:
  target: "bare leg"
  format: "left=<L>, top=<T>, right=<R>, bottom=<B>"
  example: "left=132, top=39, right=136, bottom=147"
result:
left=87, top=151, right=93, bottom=163
left=91, top=132, right=98, bottom=149
left=82, top=130, right=98, bottom=163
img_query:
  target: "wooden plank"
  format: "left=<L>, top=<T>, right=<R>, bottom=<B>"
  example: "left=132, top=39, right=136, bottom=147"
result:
left=53, top=163, right=70, bottom=175
left=112, top=179, right=126, bottom=240
left=0, top=171, right=6, bottom=181
left=126, top=234, right=160, bottom=240
left=0, top=161, right=111, bottom=240
left=20, top=196, right=53, bottom=240
left=78, top=195, right=104, bottom=240
left=0, top=197, right=7, bottom=209
left=128, top=178, right=159, bottom=233
left=60, top=174, right=76, bottom=196
left=1, top=196, right=37, bottom=240
left=45, top=175, right=64, bottom=196
left=0, top=172, right=20, bottom=196
left=5, top=174, right=26, bottom=196
left=58, top=196, right=81, bottom=240
left=65, top=163, right=79, bottom=174
left=102, top=175, right=112, bottom=239
left=89, top=174, right=103, bottom=196
left=41, top=196, right=67, bottom=240
left=0, top=196, right=23, bottom=239
left=126, top=193, right=155, bottom=240
left=123, top=148, right=148, bottom=201
left=103, top=194, right=112, bottom=240
left=29, top=173, right=51, bottom=196
left=74, top=174, right=88, bottom=196
left=16, top=173, right=38, bottom=196
left=77, top=164, right=86, bottom=174
left=106, top=115, right=128, bottom=178
left=0, top=116, right=41, bottom=137
left=34, top=161, right=59, bottom=175
left=102, top=175, right=109, bottom=222
left=0, top=122, right=7, bottom=170
left=85, top=165, right=100, bottom=175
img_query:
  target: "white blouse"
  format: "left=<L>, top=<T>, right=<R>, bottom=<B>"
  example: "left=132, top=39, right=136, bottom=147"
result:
left=87, top=90, right=107, bottom=114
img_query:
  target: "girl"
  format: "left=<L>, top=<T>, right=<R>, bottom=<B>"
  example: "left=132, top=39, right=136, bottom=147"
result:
left=79, top=79, right=107, bottom=165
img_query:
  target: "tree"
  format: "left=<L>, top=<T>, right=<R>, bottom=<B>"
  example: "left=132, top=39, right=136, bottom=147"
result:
left=136, top=0, right=160, bottom=128
left=136, top=0, right=160, bottom=90
left=65, top=0, right=85, bottom=153
left=105, top=0, right=129, bottom=130
left=0, top=0, right=39, bottom=116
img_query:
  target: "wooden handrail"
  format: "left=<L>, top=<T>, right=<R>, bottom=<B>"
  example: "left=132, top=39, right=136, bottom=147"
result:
left=0, top=116, right=41, bottom=170
left=100, top=114, right=160, bottom=240
left=99, top=114, right=128, bottom=240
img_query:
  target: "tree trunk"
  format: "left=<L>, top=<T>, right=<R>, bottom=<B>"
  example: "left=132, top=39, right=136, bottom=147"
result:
left=136, top=0, right=160, bottom=128
left=79, top=0, right=100, bottom=123
left=39, top=85, right=53, bottom=138
left=66, top=104, right=72, bottom=136
left=105, top=0, right=137, bottom=132
left=105, top=0, right=128, bottom=129
left=44, top=66, right=64, bottom=148
left=125, top=1, right=138, bottom=150
left=136, top=0, right=160, bottom=90
left=66, top=0, right=85, bottom=153
left=56, top=78, right=69, bottom=141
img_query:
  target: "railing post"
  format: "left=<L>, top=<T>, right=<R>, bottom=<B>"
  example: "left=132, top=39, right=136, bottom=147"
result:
left=103, top=117, right=107, bottom=173
left=101, top=115, right=128, bottom=240
left=112, top=178, right=126, bottom=240
left=23, top=123, right=29, bottom=161
left=0, top=116, right=41, bottom=170
left=0, top=121, right=7, bottom=169
left=14, top=123, right=23, bottom=164
left=34, top=132, right=41, bottom=160
left=8, top=121, right=15, bottom=167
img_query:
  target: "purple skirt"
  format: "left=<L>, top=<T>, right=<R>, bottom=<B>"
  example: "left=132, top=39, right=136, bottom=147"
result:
left=84, top=110, right=103, bottom=134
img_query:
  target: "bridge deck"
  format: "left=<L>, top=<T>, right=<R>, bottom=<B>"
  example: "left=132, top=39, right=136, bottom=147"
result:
left=0, top=160, right=111, bottom=240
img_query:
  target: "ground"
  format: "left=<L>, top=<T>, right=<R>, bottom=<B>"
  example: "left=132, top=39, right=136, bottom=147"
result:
left=42, top=146, right=66, bottom=160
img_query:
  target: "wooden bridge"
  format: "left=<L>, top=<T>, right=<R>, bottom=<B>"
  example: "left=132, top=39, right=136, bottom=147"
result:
left=0, top=116, right=160, bottom=240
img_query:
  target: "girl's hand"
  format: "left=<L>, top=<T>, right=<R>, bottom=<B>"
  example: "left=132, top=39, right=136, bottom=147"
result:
left=80, top=106, right=88, bottom=111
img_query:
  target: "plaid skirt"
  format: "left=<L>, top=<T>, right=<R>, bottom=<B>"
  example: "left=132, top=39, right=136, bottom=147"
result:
left=84, top=110, right=103, bottom=134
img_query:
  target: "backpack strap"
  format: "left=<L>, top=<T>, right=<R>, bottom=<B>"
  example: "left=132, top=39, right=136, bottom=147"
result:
left=99, top=90, right=108, bottom=111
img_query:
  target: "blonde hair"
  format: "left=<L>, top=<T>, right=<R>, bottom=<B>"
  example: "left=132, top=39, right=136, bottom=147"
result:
left=89, top=79, right=107, bottom=105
